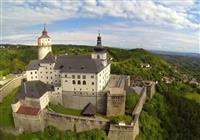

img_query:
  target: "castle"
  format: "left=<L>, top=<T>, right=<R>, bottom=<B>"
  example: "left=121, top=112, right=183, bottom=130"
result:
left=11, top=27, right=129, bottom=132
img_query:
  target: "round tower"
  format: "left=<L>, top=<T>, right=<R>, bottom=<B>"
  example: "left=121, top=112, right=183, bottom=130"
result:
left=38, top=25, right=52, bottom=60
left=91, top=33, right=107, bottom=66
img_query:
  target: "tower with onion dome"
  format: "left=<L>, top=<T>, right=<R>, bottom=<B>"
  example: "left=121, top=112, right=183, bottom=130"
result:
left=38, top=25, right=52, bottom=60
left=91, top=33, right=108, bottom=66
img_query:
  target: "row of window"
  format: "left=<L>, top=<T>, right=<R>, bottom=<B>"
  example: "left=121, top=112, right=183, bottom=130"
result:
left=72, top=80, right=86, bottom=85
left=74, top=92, right=95, bottom=95
left=70, top=75, right=94, bottom=79
left=71, top=80, right=95, bottom=86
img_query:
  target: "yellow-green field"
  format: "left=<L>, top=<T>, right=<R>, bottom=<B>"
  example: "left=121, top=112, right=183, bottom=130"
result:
left=0, top=87, right=19, bottom=127
left=184, top=93, right=200, bottom=104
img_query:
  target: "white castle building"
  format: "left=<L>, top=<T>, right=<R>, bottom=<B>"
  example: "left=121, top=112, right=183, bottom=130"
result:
left=11, top=27, right=128, bottom=130
left=27, top=29, right=110, bottom=94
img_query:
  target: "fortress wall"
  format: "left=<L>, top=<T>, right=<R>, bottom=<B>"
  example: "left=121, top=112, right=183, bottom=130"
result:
left=108, top=87, right=147, bottom=140
left=108, top=124, right=135, bottom=140
left=49, top=92, right=63, bottom=105
left=13, top=112, right=45, bottom=132
left=62, top=91, right=107, bottom=114
left=45, top=112, right=109, bottom=132
left=132, top=87, right=146, bottom=116
left=0, top=76, right=23, bottom=102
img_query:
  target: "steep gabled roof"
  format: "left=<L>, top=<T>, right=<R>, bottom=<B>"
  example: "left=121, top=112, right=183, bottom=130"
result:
left=26, top=60, right=40, bottom=71
left=82, top=103, right=96, bottom=116
left=54, top=55, right=106, bottom=73
left=14, top=80, right=54, bottom=103
left=40, top=52, right=55, bottom=64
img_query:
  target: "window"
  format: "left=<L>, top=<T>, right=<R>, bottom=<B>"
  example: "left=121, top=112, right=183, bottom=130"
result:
left=51, top=77, right=53, bottom=79
left=91, top=75, right=94, bottom=78
left=30, top=72, right=32, bottom=74
left=97, top=54, right=100, bottom=59
left=40, top=72, right=42, bottom=74
left=78, top=80, right=81, bottom=85
left=41, top=76, right=43, bottom=78
left=46, top=77, right=48, bottom=79
left=72, top=75, right=75, bottom=79
left=35, top=76, right=37, bottom=78
left=35, top=71, right=37, bottom=74
left=80, top=88, right=82, bottom=91
left=72, top=80, right=76, bottom=84
left=31, top=76, right=33, bottom=79
left=83, top=81, right=86, bottom=85
left=81, top=66, right=84, bottom=70
left=92, top=89, right=94, bottom=91
left=77, top=75, right=80, bottom=79
left=82, top=75, right=86, bottom=79
left=65, top=74, right=67, bottom=78
left=50, top=67, right=52, bottom=70
left=65, top=80, right=68, bottom=82
left=92, top=82, right=94, bottom=85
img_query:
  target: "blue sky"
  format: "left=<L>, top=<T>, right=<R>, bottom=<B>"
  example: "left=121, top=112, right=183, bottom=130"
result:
left=1, top=0, right=200, bottom=53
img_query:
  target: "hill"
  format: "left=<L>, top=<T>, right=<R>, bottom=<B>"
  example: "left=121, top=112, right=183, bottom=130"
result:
left=0, top=44, right=200, bottom=140
left=0, top=44, right=180, bottom=82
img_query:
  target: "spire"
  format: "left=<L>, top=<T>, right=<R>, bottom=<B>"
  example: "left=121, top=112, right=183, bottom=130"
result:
left=97, top=31, right=102, bottom=46
left=94, top=32, right=105, bottom=52
left=42, top=24, right=48, bottom=36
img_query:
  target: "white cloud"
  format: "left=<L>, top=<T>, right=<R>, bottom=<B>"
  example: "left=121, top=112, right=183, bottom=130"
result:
left=2, top=23, right=199, bottom=53
left=1, top=0, right=199, bottom=53
left=2, top=0, right=199, bottom=33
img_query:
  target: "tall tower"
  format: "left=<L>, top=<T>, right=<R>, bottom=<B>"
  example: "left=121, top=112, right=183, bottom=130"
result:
left=91, top=33, right=107, bottom=66
left=38, top=25, right=52, bottom=60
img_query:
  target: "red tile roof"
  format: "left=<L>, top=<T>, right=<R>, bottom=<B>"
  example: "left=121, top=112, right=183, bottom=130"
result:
left=16, top=106, right=40, bottom=116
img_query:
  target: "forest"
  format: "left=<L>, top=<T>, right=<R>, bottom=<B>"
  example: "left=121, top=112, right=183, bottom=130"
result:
left=0, top=44, right=200, bottom=140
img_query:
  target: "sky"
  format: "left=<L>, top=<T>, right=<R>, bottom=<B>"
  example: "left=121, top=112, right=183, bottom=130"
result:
left=0, top=0, right=200, bottom=53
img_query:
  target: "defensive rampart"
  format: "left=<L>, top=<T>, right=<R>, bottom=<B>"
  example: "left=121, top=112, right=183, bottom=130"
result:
left=0, top=75, right=24, bottom=102
left=45, top=111, right=109, bottom=132
left=108, top=87, right=147, bottom=140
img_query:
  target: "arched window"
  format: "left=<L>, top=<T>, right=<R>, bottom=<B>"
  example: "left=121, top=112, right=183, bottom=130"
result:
left=72, top=80, right=76, bottom=84
left=97, top=54, right=100, bottom=59
left=83, top=81, right=86, bottom=85
left=78, top=80, right=81, bottom=85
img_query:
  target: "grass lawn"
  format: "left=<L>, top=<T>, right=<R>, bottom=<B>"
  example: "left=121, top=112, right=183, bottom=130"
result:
left=184, top=92, right=200, bottom=104
left=48, top=103, right=82, bottom=116
left=0, top=87, right=19, bottom=127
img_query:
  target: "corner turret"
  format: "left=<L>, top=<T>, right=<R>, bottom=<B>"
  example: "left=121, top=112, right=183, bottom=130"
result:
left=38, top=25, right=52, bottom=60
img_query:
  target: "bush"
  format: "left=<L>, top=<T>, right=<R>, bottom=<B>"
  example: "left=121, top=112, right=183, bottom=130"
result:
left=109, top=115, right=132, bottom=124
left=126, top=93, right=139, bottom=113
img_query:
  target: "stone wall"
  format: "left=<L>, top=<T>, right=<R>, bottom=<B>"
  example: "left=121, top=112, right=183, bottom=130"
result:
left=62, top=91, right=107, bottom=114
left=0, top=75, right=24, bottom=102
left=132, top=87, right=146, bottom=116
left=106, top=88, right=126, bottom=116
left=108, top=87, right=147, bottom=140
left=44, top=112, right=109, bottom=132
left=13, top=112, right=45, bottom=132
